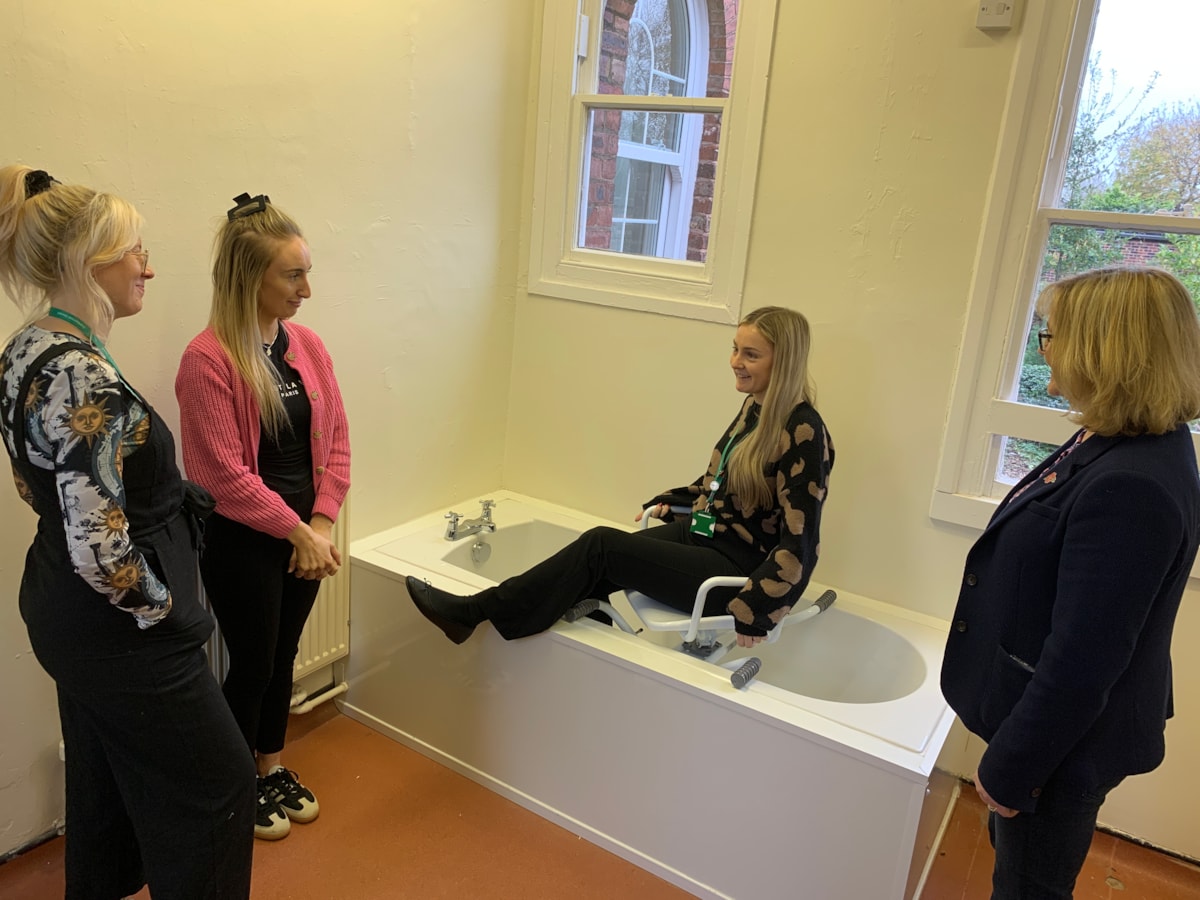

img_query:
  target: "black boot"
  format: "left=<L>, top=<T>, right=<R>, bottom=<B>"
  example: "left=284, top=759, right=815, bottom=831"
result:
left=405, top=576, right=488, bottom=644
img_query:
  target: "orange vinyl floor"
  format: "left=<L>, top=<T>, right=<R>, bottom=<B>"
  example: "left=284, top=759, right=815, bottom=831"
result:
left=2, top=702, right=1199, bottom=899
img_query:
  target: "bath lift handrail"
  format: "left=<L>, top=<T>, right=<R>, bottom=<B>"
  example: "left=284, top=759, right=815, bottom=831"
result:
left=562, top=505, right=837, bottom=682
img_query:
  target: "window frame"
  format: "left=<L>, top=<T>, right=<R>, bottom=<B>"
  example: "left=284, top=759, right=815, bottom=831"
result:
left=932, top=0, right=1200, bottom=535
left=528, top=0, right=779, bottom=324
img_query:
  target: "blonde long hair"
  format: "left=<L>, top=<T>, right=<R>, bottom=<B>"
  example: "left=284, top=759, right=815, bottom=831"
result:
left=726, top=306, right=817, bottom=511
left=0, top=164, right=141, bottom=337
left=210, top=200, right=304, bottom=441
left=1037, top=267, right=1200, bottom=436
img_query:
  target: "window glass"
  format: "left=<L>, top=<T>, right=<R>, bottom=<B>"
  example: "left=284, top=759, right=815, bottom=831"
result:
left=581, top=109, right=717, bottom=259
left=999, top=436, right=1062, bottom=483
left=1060, top=0, right=1200, bottom=217
left=616, top=0, right=737, bottom=100
left=624, top=0, right=690, bottom=98
left=582, top=0, right=737, bottom=262
left=527, top=0, right=772, bottom=321
left=1000, top=0, right=1200, bottom=483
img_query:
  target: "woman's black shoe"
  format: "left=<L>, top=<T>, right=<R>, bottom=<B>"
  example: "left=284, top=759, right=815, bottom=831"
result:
left=405, top=575, right=482, bottom=644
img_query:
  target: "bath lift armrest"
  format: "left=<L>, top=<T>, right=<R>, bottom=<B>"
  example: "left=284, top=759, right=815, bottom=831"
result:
left=625, top=507, right=836, bottom=645
left=626, top=505, right=745, bottom=644
left=563, top=507, right=836, bottom=659
left=562, top=506, right=721, bottom=637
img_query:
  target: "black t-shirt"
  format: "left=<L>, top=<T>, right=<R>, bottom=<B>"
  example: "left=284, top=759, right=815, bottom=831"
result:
left=257, top=325, right=314, bottom=497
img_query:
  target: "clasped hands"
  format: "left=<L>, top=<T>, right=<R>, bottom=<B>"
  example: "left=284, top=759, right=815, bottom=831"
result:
left=287, top=515, right=342, bottom=580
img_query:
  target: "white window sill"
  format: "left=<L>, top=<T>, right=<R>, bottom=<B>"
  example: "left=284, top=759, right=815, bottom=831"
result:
left=928, top=490, right=999, bottom=531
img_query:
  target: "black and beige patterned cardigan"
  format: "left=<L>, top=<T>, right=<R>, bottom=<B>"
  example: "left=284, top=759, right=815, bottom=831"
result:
left=654, top=397, right=834, bottom=636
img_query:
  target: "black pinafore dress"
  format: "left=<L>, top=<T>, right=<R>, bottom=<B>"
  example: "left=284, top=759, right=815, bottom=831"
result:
left=10, top=341, right=212, bottom=683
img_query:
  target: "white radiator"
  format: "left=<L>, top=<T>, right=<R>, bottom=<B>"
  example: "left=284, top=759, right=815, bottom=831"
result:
left=202, top=509, right=350, bottom=691
left=293, top=510, right=351, bottom=679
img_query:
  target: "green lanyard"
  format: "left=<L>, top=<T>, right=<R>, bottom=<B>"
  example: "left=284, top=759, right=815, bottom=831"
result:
left=46, top=307, right=125, bottom=380
left=709, top=434, right=743, bottom=494
left=704, top=416, right=758, bottom=507
left=691, top=419, right=756, bottom=538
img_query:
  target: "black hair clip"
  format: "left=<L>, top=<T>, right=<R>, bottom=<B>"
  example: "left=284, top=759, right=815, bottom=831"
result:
left=227, top=192, right=270, bottom=220
left=25, top=169, right=60, bottom=199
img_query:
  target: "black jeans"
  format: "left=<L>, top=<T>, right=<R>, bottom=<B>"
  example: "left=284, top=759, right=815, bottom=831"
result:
left=988, top=770, right=1124, bottom=899
left=483, top=519, right=760, bottom=640
left=201, top=509, right=320, bottom=756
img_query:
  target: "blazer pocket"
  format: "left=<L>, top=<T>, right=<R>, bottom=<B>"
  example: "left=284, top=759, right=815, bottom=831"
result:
left=980, top=644, right=1035, bottom=732
left=1025, top=500, right=1060, bottom=522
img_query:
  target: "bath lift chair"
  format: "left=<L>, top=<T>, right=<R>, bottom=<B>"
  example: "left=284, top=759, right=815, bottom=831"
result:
left=563, top=506, right=836, bottom=687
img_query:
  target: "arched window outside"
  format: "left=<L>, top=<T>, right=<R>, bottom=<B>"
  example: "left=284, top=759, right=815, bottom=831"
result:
left=611, top=0, right=695, bottom=257
left=528, top=0, right=774, bottom=323
left=583, top=0, right=729, bottom=262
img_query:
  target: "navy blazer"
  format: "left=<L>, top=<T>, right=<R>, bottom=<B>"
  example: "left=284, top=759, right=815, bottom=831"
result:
left=941, top=424, right=1200, bottom=813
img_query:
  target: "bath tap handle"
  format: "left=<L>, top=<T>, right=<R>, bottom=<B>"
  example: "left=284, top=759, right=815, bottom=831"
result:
left=446, top=511, right=462, bottom=522
left=479, top=499, right=495, bottom=520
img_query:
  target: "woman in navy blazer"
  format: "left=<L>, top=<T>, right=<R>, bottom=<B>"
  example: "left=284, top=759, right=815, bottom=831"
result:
left=941, top=267, right=1200, bottom=899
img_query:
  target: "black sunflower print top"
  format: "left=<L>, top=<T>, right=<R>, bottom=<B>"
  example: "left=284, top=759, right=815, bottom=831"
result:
left=0, top=325, right=170, bottom=627
left=657, top=397, right=834, bottom=635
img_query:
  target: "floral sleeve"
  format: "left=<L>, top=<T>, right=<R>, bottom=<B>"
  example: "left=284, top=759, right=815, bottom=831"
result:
left=32, top=349, right=172, bottom=627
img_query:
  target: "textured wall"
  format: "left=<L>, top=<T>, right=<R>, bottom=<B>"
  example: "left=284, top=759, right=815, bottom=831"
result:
left=0, top=0, right=534, bottom=853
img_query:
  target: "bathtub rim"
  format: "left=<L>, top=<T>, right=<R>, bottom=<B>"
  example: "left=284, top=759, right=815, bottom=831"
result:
left=350, top=490, right=957, bottom=779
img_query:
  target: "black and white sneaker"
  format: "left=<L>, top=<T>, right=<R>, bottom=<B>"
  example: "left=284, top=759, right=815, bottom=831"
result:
left=262, top=766, right=320, bottom=824
left=255, top=776, right=291, bottom=840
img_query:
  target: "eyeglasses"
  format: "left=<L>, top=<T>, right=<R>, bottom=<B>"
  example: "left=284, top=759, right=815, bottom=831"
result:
left=1037, top=330, right=1053, bottom=353
left=126, top=248, right=150, bottom=276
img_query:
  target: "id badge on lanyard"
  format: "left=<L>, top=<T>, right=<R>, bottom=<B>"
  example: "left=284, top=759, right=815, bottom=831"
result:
left=690, top=509, right=716, bottom=538
left=691, top=421, right=749, bottom=539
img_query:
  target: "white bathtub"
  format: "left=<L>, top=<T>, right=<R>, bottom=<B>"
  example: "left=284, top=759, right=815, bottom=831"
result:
left=344, top=491, right=958, bottom=900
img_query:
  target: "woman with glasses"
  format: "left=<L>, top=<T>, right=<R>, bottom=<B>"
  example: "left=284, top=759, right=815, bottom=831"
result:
left=942, top=267, right=1200, bottom=899
left=176, top=194, right=350, bottom=841
left=0, top=164, right=254, bottom=898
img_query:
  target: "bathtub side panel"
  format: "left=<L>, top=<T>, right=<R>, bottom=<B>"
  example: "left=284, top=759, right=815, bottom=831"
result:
left=346, top=561, right=925, bottom=900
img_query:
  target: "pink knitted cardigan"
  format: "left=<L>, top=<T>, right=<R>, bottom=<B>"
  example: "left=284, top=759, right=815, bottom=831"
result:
left=175, top=323, right=350, bottom=539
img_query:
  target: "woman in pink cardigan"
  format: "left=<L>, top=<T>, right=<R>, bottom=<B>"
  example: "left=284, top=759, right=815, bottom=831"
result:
left=176, top=193, right=350, bottom=841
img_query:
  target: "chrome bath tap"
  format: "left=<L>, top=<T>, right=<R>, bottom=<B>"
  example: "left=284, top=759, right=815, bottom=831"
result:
left=445, top=499, right=496, bottom=541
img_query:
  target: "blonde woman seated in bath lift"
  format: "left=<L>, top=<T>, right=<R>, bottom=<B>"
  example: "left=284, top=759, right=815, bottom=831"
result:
left=407, top=306, right=834, bottom=651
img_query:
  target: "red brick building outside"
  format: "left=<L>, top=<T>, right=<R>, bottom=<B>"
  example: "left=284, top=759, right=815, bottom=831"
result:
left=585, top=0, right=739, bottom=263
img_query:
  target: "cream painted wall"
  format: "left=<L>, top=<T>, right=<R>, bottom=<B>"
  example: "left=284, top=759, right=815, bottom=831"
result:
left=507, top=4, right=1013, bottom=616
left=505, top=1, right=1200, bottom=859
left=1, top=0, right=1197, bottom=868
left=0, top=0, right=534, bottom=855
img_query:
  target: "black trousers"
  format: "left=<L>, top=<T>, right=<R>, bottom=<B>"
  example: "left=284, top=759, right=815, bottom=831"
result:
left=57, top=649, right=255, bottom=900
left=988, top=770, right=1124, bottom=899
left=201, top=510, right=320, bottom=756
left=21, top=514, right=255, bottom=900
left=484, top=520, right=761, bottom=640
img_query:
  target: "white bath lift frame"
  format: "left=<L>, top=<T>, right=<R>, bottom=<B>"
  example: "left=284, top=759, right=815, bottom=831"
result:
left=562, top=506, right=837, bottom=685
